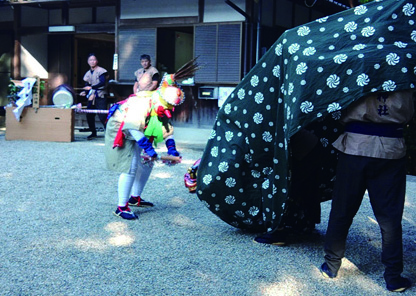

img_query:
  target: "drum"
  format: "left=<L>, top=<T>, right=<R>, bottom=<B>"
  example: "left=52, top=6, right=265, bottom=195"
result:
left=52, top=84, right=74, bottom=107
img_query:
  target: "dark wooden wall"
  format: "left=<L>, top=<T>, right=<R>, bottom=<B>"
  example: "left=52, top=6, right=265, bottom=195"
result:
left=172, top=85, right=219, bottom=128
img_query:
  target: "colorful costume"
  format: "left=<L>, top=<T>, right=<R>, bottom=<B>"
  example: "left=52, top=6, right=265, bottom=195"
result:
left=184, top=159, right=201, bottom=193
left=105, top=90, right=177, bottom=173
left=105, top=59, right=199, bottom=220
left=196, top=0, right=416, bottom=233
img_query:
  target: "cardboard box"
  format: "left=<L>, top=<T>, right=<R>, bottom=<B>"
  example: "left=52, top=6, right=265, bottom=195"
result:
left=6, top=107, right=74, bottom=142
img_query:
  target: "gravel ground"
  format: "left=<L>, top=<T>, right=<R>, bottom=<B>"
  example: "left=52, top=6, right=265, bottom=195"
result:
left=0, top=127, right=415, bottom=296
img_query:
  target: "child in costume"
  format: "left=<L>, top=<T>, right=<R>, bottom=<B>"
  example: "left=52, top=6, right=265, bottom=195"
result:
left=105, top=58, right=199, bottom=220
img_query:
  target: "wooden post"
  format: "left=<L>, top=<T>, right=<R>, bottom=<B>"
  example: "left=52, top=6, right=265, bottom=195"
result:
left=32, top=76, right=40, bottom=109
left=13, top=5, right=21, bottom=79
left=113, top=0, right=120, bottom=81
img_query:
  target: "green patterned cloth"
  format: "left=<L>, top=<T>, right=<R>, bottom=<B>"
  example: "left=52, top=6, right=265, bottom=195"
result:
left=197, top=0, right=416, bottom=233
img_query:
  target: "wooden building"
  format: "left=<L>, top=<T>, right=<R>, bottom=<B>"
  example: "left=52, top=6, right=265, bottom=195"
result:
left=0, top=0, right=354, bottom=128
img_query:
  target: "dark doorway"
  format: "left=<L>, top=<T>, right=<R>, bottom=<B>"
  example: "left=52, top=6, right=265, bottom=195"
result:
left=48, top=34, right=73, bottom=101
left=0, top=32, right=13, bottom=107
left=157, top=27, right=193, bottom=76
left=75, top=34, right=115, bottom=88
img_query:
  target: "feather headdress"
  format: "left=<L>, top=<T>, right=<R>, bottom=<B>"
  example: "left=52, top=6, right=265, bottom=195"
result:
left=158, top=57, right=201, bottom=106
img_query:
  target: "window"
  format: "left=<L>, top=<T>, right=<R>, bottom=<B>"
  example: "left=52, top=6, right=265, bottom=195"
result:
left=194, top=23, right=242, bottom=84
left=118, top=28, right=156, bottom=82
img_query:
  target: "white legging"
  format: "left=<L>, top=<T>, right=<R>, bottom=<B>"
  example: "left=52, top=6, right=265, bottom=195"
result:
left=117, top=130, right=153, bottom=207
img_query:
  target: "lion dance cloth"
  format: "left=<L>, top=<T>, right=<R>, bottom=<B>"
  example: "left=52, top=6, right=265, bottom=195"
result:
left=197, top=0, right=416, bottom=233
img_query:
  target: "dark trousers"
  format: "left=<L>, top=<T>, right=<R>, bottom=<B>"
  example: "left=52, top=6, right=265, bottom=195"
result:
left=291, top=143, right=322, bottom=224
left=86, top=97, right=107, bottom=134
left=324, top=152, right=406, bottom=284
left=280, top=143, right=322, bottom=231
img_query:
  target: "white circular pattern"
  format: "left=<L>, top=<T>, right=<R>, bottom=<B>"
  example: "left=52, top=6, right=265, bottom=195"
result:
left=196, top=0, right=416, bottom=232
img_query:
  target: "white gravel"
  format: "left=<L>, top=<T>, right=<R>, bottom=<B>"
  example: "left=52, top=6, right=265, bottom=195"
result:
left=0, top=127, right=415, bottom=296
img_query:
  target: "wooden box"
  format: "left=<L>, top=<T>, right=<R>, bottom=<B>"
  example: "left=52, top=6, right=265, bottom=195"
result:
left=6, top=107, right=74, bottom=142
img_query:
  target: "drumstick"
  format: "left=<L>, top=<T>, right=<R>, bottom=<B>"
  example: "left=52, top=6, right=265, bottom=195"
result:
left=159, top=155, right=181, bottom=163
left=141, top=154, right=182, bottom=164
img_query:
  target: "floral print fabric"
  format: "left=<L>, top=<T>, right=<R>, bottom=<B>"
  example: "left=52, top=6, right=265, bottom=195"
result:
left=197, top=0, right=416, bottom=232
